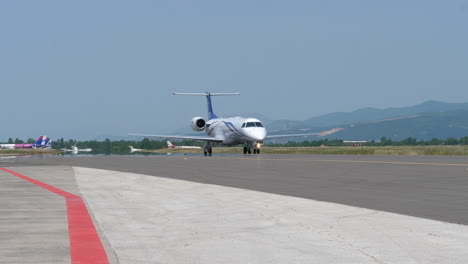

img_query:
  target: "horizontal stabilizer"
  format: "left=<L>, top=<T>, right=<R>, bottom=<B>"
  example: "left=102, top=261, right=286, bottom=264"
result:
left=173, top=92, right=240, bottom=96
left=173, top=92, right=239, bottom=120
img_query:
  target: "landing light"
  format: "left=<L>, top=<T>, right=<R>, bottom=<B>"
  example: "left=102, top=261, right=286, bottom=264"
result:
left=256, top=143, right=263, bottom=149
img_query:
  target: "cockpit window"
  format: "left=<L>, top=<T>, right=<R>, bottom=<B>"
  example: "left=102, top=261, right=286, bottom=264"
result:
left=243, top=122, right=263, bottom=128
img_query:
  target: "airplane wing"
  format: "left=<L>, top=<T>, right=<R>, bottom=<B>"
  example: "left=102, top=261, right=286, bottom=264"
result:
left=128, top=133, right=224, bottom=143
left=265, top=133, right=320, bottom=140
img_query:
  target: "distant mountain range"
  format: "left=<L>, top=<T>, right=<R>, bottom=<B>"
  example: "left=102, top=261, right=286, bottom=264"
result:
left=165, top=101, right=468, bottom=142
left=266, top=101, right=468, bottom=141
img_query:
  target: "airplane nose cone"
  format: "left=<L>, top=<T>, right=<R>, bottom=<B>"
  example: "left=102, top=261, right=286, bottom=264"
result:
left=251, top=128, right=266, bottom=141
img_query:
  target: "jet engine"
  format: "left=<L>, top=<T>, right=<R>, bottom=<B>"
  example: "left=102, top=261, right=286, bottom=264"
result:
left=190, top=117, right=206, bottom=132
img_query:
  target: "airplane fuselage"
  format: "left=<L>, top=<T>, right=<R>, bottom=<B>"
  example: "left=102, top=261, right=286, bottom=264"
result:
left=205, top=117, right=267, bottom=146
left=0, top=136, right=51, bottom=149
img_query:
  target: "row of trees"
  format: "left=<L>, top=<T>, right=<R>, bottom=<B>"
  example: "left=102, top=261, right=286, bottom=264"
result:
left=258, top=136, right=468, bottom=147
left=51, top=138, right=205, bottom=154
left=368, top=136, right=468, bottom=146
left=0, top=138, right=36, bottom=144
left=4, top=136, right=468, bottom=154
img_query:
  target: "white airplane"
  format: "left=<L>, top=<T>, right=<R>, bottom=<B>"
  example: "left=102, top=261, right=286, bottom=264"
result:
left=62, top=145, right=92, bottom=155
left=129, top=92, right=319, bottom=156
left=129, top=146, right=145, bottom=153
left=166, top=140, right=201, bottom=149
left=0, top=136, right=51, bottom=149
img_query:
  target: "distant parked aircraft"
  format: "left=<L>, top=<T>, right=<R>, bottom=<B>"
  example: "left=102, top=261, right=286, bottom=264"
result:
left=0, top=136, right=51, bottom=149
left=129, top=146, right=145, bottom=153
left=166, top=141, right=201, bottom=149
left=62, top=145, right=92, bottom=155
left=130, top=92, right=319, bottom=156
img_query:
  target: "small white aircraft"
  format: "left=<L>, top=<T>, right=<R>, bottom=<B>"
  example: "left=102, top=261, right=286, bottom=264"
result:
left=62, top=145, right=92, bottom=155
left=129, top=146, right=145, bottom=153
left=166, top=141, right=201, bottom=149
left=129, top=92, right=319, bottom=156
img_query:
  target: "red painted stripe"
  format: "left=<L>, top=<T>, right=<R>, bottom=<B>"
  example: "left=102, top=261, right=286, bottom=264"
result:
left=67, top=197, right=109, bottom=263
left=0, top=167, right=77, bottom=198
left=0, top=167, right=109, bottom=264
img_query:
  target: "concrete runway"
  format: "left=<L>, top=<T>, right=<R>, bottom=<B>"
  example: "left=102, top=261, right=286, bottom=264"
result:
left=1, top=154, right=468, bottom=263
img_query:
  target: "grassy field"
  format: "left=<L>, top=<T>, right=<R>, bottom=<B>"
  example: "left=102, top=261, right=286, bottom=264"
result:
left=0, top=149, right=61, bottom=157
left=158, top=145, right=468, bottom=156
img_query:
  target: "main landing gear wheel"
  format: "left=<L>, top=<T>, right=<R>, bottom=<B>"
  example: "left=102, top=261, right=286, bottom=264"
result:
left=243, top=146, right=248, bottom=154
left=204, top=146, right=212, bottom=156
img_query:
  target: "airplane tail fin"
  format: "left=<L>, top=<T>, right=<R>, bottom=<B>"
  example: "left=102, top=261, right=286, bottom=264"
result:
left=129, top=146, right=135, bottom=153
left=33, top=136, right=50, bottom=147
left=43, top=136, right=50, bottom=146
left=173, top=92, right=240, bottom=120
left=34, top=136, right=45, bottom=145
left=166, top=141, right=174, bottom=148
left=43, top=138, right=51, bottom=148
left=71, top=146, right=78, bottom=155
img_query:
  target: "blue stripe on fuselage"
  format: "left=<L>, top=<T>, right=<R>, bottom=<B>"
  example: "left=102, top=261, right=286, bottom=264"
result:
left=207, top=120, right=248, bottom=140
left=207, top=121, right=222, bottom=135
left=224, top=121, right=245, bottom=137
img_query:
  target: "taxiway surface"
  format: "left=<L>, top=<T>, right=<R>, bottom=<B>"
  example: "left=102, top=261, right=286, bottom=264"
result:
left=1, top=154, right=468, bottom=263
left=3, top=154, right=468, bottom=224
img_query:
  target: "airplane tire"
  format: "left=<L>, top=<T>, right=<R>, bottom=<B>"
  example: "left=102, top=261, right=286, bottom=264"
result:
left=257, top=149, right=260, bottom=154
left=253, top=149, right=257, bottom=154
left=208, top=147, right=212, bottom=156
left=243, top=147, right=247, bottom=154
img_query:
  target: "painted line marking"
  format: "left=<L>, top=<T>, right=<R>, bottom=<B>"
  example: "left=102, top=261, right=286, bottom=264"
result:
left=153, top=155, right=468, bottom=167
left=0, top=167, right=109, bottom=264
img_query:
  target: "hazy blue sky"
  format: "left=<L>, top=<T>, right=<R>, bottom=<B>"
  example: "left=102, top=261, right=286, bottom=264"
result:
left=1, top=1, right=467, bottom=140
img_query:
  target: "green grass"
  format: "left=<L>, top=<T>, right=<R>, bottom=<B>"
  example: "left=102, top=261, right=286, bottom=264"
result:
left=0, top=149, right=61, bottom=157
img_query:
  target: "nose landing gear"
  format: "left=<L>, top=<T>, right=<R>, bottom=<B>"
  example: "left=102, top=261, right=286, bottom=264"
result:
left=243, top=144, right=261, bottom=155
